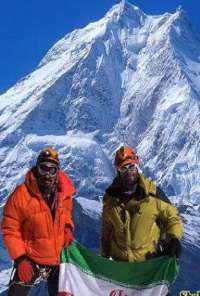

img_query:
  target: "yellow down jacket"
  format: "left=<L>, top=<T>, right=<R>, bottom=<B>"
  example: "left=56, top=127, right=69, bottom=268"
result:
left=100, top=173, right=183, bottom=262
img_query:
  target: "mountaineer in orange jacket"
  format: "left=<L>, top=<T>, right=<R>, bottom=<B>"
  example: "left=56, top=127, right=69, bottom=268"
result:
left=1, top=147, right=75, bottom=296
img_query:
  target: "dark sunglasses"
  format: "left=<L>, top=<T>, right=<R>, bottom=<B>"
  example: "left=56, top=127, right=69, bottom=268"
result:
left=38, top=164, right=58, bottom=176
left=118, top=164, right=138, bottom=174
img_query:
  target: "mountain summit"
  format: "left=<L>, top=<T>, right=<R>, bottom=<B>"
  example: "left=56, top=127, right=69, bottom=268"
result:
left=105, top=0, right=146, bottom=26
left=0, top=1, right=199, bottom=202
left=0, top=2, right=200, bottom=292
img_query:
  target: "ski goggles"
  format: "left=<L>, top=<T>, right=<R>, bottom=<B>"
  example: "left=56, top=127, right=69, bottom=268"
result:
left=38, top=163, right=58, bottom=177
left=118, top=163, right=138, bottom=174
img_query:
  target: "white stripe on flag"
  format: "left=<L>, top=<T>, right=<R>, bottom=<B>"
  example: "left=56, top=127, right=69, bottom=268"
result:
left=59, top=262, right=169, bottom=296
left=58, top=241, right=178, bottom=296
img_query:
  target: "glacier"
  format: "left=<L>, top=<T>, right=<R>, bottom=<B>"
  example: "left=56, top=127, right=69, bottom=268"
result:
left=0, top=1, right=200, bottom=294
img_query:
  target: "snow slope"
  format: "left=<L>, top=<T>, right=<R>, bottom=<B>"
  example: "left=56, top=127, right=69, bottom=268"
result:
left=0, top=1, right=200, bottom=293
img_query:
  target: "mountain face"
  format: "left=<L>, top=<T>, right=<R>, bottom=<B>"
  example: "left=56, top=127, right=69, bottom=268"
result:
left=0, top=1, right=200, bottom=293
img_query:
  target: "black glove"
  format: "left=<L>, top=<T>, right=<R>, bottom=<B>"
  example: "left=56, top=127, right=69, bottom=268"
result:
left=161, top=237, right=182, bottom=258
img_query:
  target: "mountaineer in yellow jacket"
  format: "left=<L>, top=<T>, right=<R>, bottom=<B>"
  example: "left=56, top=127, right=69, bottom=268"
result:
left=100, top=146, right=183, bottom=262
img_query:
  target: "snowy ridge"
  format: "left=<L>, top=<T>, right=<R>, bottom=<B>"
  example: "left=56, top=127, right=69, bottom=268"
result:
left=0, top=1, right=200, bottom=293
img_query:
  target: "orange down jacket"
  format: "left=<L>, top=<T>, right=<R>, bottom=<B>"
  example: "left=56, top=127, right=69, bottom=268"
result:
left=1, top=168, right=75, bottom=266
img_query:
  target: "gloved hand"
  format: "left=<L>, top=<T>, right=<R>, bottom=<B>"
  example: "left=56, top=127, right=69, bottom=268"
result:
left=17, top=259, right=34, bottom=283
left=64, top=226, right=73, bottom=247
left=162, top=237, right=182, bottom=258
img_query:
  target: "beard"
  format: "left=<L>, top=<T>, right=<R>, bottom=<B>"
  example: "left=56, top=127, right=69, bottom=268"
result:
left=37, top=174, right=57, bottom=196
left=121, top=174, right=138, bottom=191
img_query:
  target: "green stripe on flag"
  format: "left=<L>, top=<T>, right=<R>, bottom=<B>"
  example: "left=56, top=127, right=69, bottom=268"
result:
left=61, top=241, right=179, bottom=289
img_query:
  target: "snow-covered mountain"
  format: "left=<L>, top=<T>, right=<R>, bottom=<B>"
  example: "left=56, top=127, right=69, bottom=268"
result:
left=0, top=1, right=200, bottom=293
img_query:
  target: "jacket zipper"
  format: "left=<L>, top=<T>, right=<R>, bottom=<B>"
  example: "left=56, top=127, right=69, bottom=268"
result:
left=42, top=200, right=59, bottom=263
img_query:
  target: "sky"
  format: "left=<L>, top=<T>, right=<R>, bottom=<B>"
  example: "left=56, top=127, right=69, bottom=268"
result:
left=0, top=0, right=200, bottom=94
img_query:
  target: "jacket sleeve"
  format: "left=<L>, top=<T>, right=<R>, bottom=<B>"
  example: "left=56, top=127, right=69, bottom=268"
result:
left=157, top=198, right=183, bottom=240
left=100, top=195, right=113, bottom=258
left=1, top=187, right=27, bottom=260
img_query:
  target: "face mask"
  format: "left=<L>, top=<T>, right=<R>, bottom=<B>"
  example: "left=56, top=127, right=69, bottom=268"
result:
left=37, top=162, right=58, bottom=195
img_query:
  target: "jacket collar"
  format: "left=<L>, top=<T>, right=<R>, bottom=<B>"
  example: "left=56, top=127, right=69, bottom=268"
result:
left=24, top=168, right=76, bottom=199
left=138, top=174, right=156, bottom=198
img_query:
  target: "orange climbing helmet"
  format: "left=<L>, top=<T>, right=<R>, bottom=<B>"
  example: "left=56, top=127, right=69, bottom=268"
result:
left=37, top=147, right=60, bottom=167
left=114, top=146, right=139, bottom=170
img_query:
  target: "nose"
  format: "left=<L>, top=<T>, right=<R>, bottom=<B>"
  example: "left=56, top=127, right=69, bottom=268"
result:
left=44, top=172, right=51, bottom=178
left=127, top=169, right=135, bottom=175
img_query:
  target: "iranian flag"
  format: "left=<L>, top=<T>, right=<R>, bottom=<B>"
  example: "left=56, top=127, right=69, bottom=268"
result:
left=58, top=241, right=179, bottom=296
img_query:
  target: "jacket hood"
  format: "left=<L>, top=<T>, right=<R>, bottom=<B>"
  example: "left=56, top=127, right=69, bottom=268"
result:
left=57, top=170, right=76, bottom=196
left=25, top=168, right=76, bottom=198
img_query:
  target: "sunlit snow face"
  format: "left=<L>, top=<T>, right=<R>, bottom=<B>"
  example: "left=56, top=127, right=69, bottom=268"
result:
left=118, top=163, right=139, bottom=188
